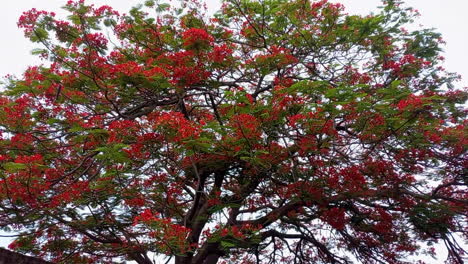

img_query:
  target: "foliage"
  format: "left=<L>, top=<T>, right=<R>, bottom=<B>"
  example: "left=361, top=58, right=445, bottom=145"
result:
left=0, top=0, right=466, bottom=263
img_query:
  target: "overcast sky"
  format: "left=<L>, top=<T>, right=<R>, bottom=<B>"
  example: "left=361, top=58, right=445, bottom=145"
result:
left=0, top=0, right=466, bottom=262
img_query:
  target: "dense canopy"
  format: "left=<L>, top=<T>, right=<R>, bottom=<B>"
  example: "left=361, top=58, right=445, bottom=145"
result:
left=0, top=0, right=466, bottom=263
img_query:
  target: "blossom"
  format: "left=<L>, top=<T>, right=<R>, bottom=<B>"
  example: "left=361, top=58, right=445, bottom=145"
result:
left=182, top=28, right=214, bottom=49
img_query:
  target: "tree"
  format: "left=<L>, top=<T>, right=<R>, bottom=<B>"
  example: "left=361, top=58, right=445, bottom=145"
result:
left=0, top=0, right=466, bottom=263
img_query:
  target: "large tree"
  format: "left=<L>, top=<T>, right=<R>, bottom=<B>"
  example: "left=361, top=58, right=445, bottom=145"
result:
left=0, top=0, right=466, bottom=263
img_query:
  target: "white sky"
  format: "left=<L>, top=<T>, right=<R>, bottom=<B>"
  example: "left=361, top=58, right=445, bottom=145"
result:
left=0, top=0, right=466, bottom=262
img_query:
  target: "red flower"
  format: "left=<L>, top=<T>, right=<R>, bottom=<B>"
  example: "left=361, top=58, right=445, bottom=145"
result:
left=182, top=28, right=214, bottom=48
left=321, top=207, right=347, bottom=230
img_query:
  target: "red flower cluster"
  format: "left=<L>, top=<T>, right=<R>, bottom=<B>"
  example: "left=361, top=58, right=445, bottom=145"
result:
left=230, top=113, right=261, bottom=139
left=251, top=45, right=298, bottom=69
left=17, top=8, right=54, bottom=36
left=182, top=28, right=214, bottom=48
left=150, top=111, right=200, bottom=142
left=133, top=209, right=193, bottom=254
left=396, top=94, right=424, bottom=110
left=383, top=54, right=431, bottom=77
left=321, top=207, right=347, bottom=230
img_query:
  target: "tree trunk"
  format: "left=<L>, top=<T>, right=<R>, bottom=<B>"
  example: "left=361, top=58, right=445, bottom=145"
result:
left=0, top=248, right=52, bottom=264
left=174, top=256, right=191, bottom=264
left=201, top=254, right=220, bottom=264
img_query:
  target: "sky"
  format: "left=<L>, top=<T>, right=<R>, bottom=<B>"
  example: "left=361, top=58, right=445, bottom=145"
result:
left=0, top=0, right=466, bottom=262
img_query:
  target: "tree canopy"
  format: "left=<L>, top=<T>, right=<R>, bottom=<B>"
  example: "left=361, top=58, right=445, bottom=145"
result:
left=0, top=0, right=466, bottom=263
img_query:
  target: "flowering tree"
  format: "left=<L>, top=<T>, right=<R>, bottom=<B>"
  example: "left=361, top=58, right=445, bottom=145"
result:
left=0, top=0, right=466, bottom=263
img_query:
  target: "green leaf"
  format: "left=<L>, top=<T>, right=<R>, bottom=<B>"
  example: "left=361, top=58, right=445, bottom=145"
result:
left=325, top=88, right=338, bottom=98
left=3, top=162, right=28, bottom=172
left=31, top=48, right=48, bottom=56
left=30, top=27, right=49, bottom=42
left=144, top=0, right=155, bottom=7
left=89, top=129, right=109, bottom=136
left=156, top=3, right=170, bottom=12
left=103, top=18, right=117, bottom=27
left=221, top=241, right=236, bottom=248
left=68, top=14, right=82, bottom=25
left=46, top=118, right=62, bottom=125
left=95, top=144, right=130, bottom=163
